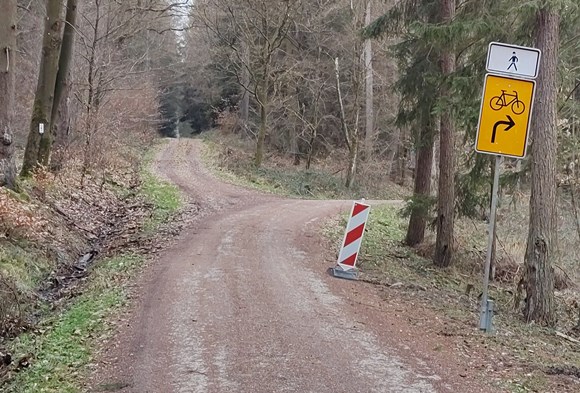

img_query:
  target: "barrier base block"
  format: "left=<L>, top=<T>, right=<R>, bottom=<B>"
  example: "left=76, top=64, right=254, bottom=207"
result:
left=331, top=265, right=358, bottom=280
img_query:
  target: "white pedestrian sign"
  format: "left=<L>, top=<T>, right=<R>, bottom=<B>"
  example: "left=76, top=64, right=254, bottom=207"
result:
left=486, top=42, right=541, bottom=79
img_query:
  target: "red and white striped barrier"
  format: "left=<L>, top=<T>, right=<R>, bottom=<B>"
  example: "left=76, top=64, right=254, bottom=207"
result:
left=333, top=201, right=370, bottom=278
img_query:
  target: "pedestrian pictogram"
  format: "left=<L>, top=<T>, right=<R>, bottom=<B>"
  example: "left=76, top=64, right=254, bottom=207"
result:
left=475, top=74, right=535, bottom=158
left=487, top=42, right=541, bottom=79
left=507, top=52, right=518, bottom=71
left=331, top=201, right=371, bottom=280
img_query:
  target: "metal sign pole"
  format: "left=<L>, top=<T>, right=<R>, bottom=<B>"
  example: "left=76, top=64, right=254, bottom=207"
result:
left=480, top=155, right=502, bottom=332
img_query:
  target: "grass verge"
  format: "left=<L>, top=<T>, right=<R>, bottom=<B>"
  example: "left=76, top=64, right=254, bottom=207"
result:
left=2, top=159, right=183, bottom=393
left=3, top=254, right=141, bottom=393
left=140, top=170, right=181, bottom=233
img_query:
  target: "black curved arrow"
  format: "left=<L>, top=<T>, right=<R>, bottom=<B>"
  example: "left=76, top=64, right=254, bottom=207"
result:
left=491, top=115, right=516, bottom=143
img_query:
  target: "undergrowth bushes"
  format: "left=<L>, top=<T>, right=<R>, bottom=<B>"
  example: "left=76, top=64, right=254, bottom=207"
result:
left=0, top=139, right=183, bottom=390
left=0, top=189, right=45, bottom=240
left=202, top=130, right=409, bottom=200
left=0, top=129, right=158, bottom=338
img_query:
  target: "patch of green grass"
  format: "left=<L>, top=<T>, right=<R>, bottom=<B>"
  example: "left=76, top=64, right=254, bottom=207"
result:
left=138, top=142, right=182, bottom=232
left=339, top=205, right=471, bottom=292
left=200, top=138, right=330, bottom=197
left=336, top=204, right=411, bottom=273
left=140, top=171, right=182, bottom=232
left=0, top=242, right=51, bottom=292
left=204, top=149, right=364, bottom=200
left=4, top=254, right=142, bottom=393
left=504, top=372, right=549, bottom=393
left=362, top=205, right=407, bottom=252
left=248, top=166, right=355, bottom=199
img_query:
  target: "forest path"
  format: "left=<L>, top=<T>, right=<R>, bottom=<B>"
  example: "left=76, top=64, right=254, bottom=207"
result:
left=91, top=139, right=491, bottom=393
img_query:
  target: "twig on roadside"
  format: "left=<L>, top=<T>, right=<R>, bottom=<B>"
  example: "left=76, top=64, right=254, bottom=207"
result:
left=555, top=330, right=580, bottom=345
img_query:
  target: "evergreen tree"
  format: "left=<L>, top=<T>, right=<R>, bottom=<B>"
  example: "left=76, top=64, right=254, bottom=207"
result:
left=365, top=1, right=443, bottom=248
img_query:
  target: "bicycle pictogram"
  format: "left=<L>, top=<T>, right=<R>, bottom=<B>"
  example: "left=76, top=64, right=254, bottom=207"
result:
left=490, top=90, right=525, bottom=115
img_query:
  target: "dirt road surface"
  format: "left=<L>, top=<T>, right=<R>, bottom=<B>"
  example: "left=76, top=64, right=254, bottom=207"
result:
left=92, top=139, right=493, bottom=393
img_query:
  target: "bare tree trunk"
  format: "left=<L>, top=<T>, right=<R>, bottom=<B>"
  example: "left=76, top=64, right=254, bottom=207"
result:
left=0, top=0, right=17, bottom=188
left=346, top=131, right=359, bottom=189
left=21, top=0, right=64, bottom=176
left=405, top=124, right=434, bottom=246
left=385, top=128, right=399, bottom=176
left=240, top=40, right=250, bottom=128
left=392, top=127, right=407, bottom=186
left=289, top=125, right=300, bottom=166
left=306, top=127, right=316, bottom=170
left=289, top=113, right=301, bottom=167
left=81, top=0, right=101, bottom=182
left=364, top=0, right=374, bottom=159
left=434, top=0, right=456, bottom=268
left=524, top=7, right=559, bottom=325
left=431, top=131, right=440, bottom=193
left=335, top=57, right=359, bottom=189
left=50, top=83, right=71, bottom=171
left=398, top=145, right=407, bottom=186
left=48, top=0, right=77, bottom=170
left=255, top=77, right=269, bottom=167
left=571, top=120, right=580, bottom=244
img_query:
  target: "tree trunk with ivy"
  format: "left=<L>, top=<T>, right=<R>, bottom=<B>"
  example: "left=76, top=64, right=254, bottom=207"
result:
left=523, top=6, right=559, bottom=325
left=0, top=0, right=17, bottom=188
left=21, top=0, right=64, bottom=176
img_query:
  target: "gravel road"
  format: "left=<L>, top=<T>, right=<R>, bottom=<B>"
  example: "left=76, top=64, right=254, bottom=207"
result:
left=91, top=139, right=490, bottom=393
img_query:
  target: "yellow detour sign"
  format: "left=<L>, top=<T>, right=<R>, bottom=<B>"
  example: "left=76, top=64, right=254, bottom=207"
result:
left=475, top=74, right=536, bottom=158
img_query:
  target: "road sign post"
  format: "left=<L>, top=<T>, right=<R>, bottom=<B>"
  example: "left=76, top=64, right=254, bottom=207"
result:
left=479, top=155, right=502, bottom=332
left=331, top=200, right=371, bottom=280
left=476, top=42, right=541, bottom=333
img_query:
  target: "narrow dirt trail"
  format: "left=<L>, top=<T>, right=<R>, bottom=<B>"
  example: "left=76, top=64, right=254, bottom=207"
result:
left=92, top=139, right=490, bottom=393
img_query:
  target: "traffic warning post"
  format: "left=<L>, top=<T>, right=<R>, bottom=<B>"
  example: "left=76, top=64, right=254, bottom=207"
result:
left=331, top=201, right=371, bottom=280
